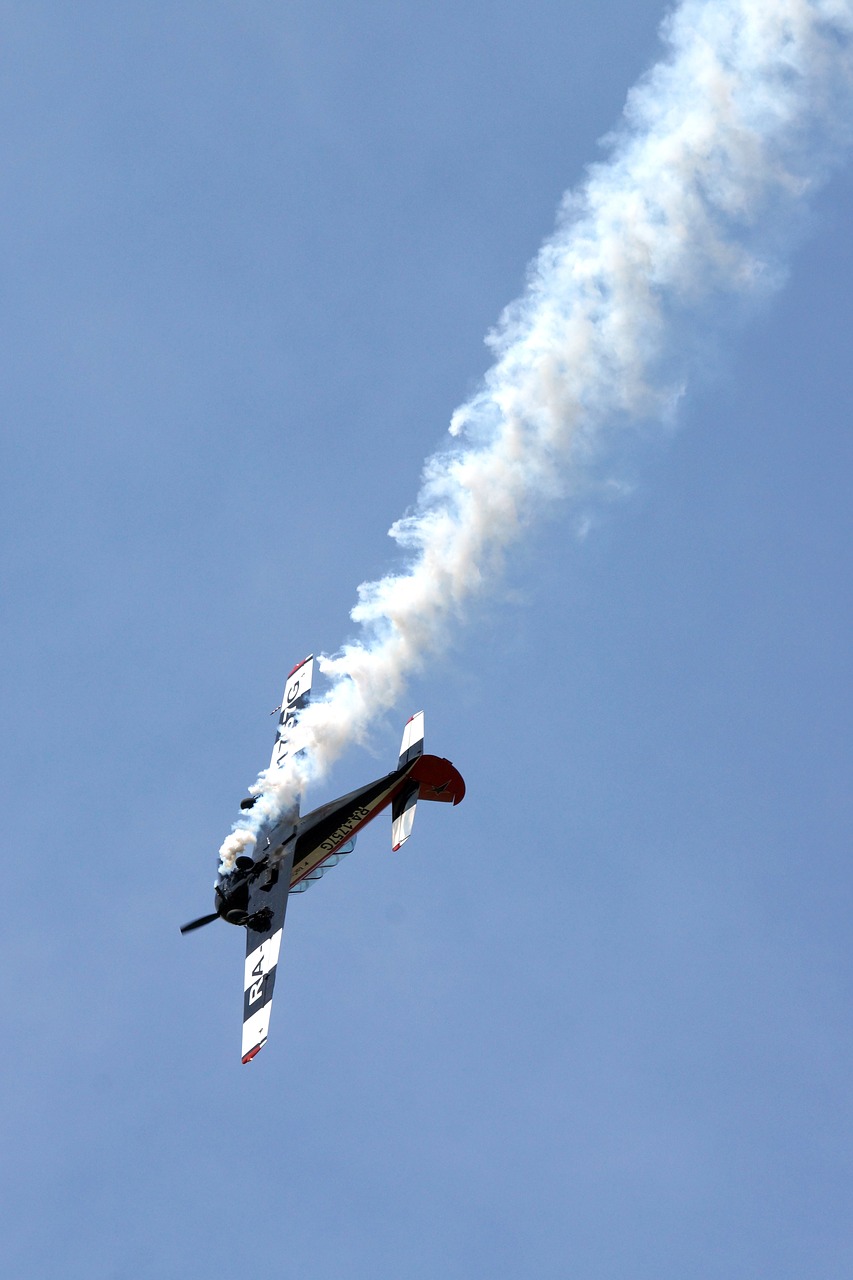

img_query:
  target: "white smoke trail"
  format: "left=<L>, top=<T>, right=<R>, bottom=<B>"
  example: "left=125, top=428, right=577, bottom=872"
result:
left=219, top=0, right=853, bottom=871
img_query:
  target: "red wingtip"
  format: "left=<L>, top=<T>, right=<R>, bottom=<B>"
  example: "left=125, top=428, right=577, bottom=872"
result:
left=286, top=654, right=313, bottom=678
left=242, top=1044, right=263, bottom=1064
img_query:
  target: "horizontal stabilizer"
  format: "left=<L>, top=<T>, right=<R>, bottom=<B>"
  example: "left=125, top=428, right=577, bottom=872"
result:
left=398, top=711, right=424, bottom=769
left=410, top=754, right=466, bottom=805
left=391, top=781, right=418, bottom=851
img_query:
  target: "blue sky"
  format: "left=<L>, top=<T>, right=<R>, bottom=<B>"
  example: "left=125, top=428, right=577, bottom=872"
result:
left=1, top=3, right=851, bottom=1277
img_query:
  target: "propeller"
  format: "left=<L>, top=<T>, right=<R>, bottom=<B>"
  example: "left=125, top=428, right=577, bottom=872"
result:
left=180, top=912, right=220, bottom=935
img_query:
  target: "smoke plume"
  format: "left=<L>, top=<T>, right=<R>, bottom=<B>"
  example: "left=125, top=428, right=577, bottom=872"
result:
left=220, top=0, right=853, bottom=871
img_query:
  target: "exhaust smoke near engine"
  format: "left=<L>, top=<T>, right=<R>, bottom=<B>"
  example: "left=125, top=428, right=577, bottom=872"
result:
left=220, top=0, right=853, bottom=873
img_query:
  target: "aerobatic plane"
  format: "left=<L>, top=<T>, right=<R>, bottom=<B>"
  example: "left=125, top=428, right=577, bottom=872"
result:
left=181, top=656, right=465, bottom=1062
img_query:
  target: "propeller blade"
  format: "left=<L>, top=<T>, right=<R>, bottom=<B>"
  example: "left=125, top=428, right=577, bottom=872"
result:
left=180, top=912, right=220, bottom=935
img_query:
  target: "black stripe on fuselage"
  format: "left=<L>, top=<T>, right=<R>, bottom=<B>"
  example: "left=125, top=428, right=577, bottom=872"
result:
left=222, top=764, right=414, bottom=910
left=290, top=765, right=412, bottom=876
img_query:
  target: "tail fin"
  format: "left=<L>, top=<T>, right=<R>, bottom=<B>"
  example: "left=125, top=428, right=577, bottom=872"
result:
left=409, top=753, right=466, bottom=805
left=392, top=713, right=465, bottom=849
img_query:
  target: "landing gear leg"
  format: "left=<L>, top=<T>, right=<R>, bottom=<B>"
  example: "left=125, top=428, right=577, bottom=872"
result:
left=244, top=907, right=274, bottom=933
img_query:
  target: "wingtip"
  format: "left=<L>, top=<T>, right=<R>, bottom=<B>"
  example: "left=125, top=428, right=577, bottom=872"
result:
left=286, top=654, right=314, bottom=678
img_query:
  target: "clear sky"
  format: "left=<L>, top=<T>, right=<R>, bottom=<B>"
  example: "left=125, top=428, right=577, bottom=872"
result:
left=1, top=3, right=851, bottom=1277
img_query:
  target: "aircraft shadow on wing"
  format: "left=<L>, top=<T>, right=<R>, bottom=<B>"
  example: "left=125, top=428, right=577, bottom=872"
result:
left=181, top=656, right=465, bottom=1063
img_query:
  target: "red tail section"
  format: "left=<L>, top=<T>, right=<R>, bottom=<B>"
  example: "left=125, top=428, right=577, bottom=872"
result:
left=409, top=754, right=466, bottom=805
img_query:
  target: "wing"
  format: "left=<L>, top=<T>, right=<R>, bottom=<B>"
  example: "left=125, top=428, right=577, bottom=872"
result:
left=241, top=841, right=296, bottom=1063
left=269, top=655, right=314, bottom=772
left=242, top=655, right=314, bottom=1062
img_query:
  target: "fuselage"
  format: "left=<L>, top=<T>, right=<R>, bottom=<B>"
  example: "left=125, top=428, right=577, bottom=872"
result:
left=214, top=762, right=415, bottom=925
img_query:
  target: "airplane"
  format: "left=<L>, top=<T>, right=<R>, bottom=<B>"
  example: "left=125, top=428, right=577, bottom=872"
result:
left=181, top=655, right=465, bottom=1063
